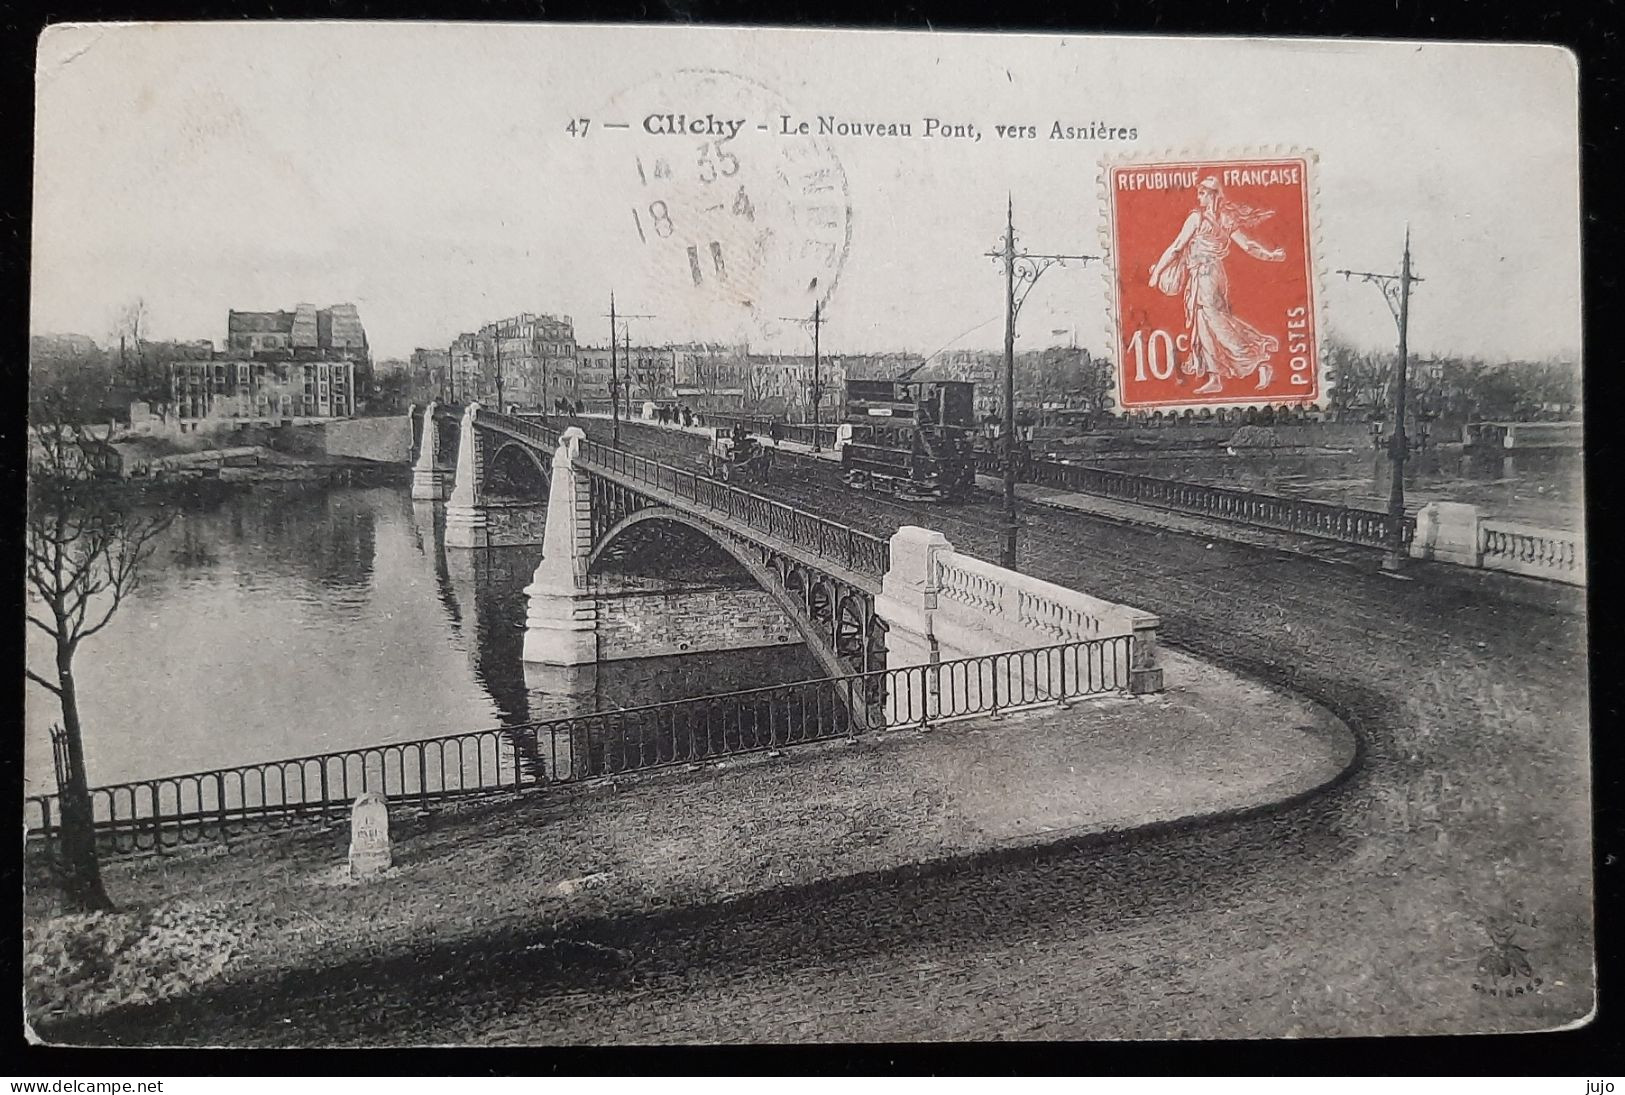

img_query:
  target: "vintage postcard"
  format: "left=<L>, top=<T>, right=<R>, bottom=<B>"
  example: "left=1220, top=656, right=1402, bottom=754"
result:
left=24, top=24, right=1587, bottom=1047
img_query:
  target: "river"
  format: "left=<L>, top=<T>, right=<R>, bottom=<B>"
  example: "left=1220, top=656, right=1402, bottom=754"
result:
left=1083, top=446, right=1584, bottom=531
left=22, top=484, right=823, bottom=797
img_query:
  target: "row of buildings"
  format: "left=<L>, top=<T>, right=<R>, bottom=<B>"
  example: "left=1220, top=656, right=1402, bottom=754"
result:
left=139, top=302, right=1089, bottom=427
left=407, top=313, right=1025, bottom=420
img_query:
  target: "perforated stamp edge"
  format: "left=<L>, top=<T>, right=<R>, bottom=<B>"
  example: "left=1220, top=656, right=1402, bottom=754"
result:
left=1095, top=146, right=1330, bottom=418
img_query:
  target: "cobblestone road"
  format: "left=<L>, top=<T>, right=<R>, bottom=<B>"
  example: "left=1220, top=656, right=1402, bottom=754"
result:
left=50, top=419, right=1593, bottom=1045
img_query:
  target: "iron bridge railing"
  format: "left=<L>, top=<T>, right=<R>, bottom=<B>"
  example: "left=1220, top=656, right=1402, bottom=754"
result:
left=975, top=451, right=1414, bottom=550
left=575, top=435, right=890, bottom=580
left=25, top=636, right=1133, bottom=859
left=470, top=408, right=889, bottom=578
left=476, top=409, right=562, bottom=453
left=470, top=408, right=889, bottom=579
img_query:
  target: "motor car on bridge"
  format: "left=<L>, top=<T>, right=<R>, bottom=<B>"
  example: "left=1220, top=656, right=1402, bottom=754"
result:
left=707, top=427, right=775, bottom=484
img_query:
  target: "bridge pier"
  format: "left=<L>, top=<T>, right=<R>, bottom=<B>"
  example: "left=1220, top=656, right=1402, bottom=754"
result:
left=411, top=400, right=450, bottom=502
left=523, top=427, right=600, bottom=665
left=520, top=425, right=805, bottom=667
left=444, top=403, right=490, bottom=549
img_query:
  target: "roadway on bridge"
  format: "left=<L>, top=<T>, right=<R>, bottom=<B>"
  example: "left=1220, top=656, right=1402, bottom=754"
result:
left=572, top=416, right=1391, bottom=571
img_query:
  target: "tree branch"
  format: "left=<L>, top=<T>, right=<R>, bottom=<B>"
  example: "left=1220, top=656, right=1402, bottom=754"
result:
left=25, top=667, right=62, bottom=696
left=25, top=612, right=61, bottom=640
left=75, top=598, right=123, bottom=645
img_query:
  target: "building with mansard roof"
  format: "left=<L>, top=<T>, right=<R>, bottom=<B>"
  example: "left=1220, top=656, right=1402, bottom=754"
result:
left=169, top=303, right=371, bottom=426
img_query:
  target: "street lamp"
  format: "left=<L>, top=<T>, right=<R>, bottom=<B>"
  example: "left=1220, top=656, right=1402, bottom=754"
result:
left=1337, top=228, right=1423, bottom=573
left=985, top=196, right=1098, bottom=569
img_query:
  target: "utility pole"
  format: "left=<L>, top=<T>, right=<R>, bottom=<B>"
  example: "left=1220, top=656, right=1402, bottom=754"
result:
left=984, top=196, right=1099, bottom=569
left=780, top=278, right=827, bottom=451
left=494, top=325, right=504, bottom=413
left=1337, top=227, right=1423, bottom=573
left=605, top=292, right=655, bottom=446
left=814, top=300, right=821, bottom=450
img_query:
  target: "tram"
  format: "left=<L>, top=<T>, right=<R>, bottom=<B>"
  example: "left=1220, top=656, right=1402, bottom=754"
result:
left=838, top=376, right=979, bottom=501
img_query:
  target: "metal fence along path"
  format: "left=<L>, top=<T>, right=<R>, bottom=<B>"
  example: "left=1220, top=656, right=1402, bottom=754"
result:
left=25, top=636, right=1134, bottom=859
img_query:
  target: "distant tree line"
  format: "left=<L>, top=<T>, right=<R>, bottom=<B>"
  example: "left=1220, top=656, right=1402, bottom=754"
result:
left=1324, top=338, right=1581, bottom=423
left=30, top=332, right=212, bottom=425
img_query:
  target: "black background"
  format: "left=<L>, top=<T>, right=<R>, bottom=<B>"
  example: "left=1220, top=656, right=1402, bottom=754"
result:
left=2, top=0, right=1618, bottom=1077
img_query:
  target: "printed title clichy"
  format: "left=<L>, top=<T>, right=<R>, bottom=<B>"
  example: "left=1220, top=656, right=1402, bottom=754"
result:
left=639, top=112, right=1138, bottom=141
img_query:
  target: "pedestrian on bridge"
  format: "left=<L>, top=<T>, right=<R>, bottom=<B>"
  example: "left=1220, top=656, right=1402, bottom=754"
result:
left=769, top=420, right=783, bottom=448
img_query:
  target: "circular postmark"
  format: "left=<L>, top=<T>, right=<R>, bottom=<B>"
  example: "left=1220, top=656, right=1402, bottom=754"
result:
left=593, top=69, right=852, bottom=343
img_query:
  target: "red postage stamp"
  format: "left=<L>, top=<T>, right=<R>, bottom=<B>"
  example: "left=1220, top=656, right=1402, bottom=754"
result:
left=1105, top=156, right=1319, bottom=411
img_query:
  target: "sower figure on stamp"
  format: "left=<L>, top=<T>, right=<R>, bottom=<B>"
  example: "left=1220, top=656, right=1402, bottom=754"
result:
left=1149, top=175, right=1286, bottom=394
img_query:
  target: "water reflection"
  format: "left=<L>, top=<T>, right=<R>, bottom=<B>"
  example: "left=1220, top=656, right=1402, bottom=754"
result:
left=24, top=484, right=821, bottom=796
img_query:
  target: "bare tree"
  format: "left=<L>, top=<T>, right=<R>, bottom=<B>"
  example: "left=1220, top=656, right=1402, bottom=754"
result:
left=630, top=351, right=666, bottom=404
left=26, top=394, right=172, bottom=912
left=1324, top=338, right=1392, bottom=418
left=111, top=298, right=149, bottom=400
left=740, top=356, right=768, bottom=414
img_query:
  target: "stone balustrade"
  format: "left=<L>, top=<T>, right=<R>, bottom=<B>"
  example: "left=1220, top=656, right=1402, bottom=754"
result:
left=1411, top=501, right=1585, bottom=587
left=932, top=549, right=1141, bottom=644
left=876, top=525, right=1163, bottom=700
left=1479, top=518, right=1586, bottom=585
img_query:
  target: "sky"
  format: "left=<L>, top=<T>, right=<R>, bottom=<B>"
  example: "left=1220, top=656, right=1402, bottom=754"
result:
left=31, top=24, right=1581, bottom=364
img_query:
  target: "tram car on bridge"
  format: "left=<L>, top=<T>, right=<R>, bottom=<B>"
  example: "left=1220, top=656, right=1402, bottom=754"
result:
left=838, top=377, right=978, bottom=501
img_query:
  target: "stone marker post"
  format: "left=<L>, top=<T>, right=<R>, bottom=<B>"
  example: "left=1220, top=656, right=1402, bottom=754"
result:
left=348, top=792, right=393, bottom=879
left=1128, top=613, right=1165, bottom=695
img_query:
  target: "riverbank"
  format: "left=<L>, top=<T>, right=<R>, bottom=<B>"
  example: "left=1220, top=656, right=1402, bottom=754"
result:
left=122, top=449, right=405, bottom=495
left=25, top=649, right=1356, bottom=1045
left=106, top=415, right=409, bottom=490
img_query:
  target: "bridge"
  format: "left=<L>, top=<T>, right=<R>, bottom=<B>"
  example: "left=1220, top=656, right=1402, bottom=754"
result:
left=406, top=401, right=1165, bottom=696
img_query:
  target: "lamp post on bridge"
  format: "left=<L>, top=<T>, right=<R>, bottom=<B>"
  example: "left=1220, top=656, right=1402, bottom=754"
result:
left=1337, top=227, right=1423, bottom=573
left=605, top=292, right=655, bottom=447
left=494, top=325, right=504, bottom=413
left=985, top=196, right=1099, bottom=569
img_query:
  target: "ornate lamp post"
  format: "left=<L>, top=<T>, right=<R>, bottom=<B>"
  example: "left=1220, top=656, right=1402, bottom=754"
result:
left=1337, top=228, right=1423, bottom=573
left=985, top=197, right=1098, bottom=569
